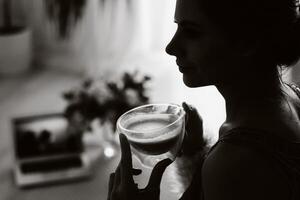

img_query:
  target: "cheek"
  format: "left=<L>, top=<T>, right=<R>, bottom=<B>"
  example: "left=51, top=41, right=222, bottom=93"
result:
left=187, top=40, right=219, bottom=65
left=182, top=38, right=239, bottom=85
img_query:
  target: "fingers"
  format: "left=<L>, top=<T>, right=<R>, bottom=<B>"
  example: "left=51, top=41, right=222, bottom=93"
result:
left=111, top=134, right=140, bottom=195
left=182, top=102, right=203, bottom=133
left=119, top=133, right=133, bottom=168
left=112, top=166, right=121, bottom=193
left=108, top=173, right=115, bottom=200
left=182, top=102, right=193, bottom=115
left=181, top=102, right=205, bottom=155
left=182, top=102, right=203, bottom=124
left=109, top=135, right=141, bottom=200
left=147, top=158, right=173, bottom=189
left=182, top=102, right=189, bottom=123
left=119, top=133, right=134, bottom=185
left=109, top=166, right=140, bottom=199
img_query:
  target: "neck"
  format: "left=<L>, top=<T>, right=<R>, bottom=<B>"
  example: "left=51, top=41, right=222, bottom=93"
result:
left=216, top=69, right=289, bottom=131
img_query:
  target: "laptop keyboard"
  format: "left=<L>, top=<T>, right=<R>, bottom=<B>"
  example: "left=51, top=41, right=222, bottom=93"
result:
left=20, top=155, right=83, bottom=174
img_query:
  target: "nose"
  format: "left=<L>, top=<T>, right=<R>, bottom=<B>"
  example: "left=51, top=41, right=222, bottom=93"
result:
left=165, top=39, right=175, bottom=56
left=165, top=33, right=182, bottom=57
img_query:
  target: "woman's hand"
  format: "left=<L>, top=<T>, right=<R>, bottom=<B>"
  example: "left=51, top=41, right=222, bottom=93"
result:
left=181, top=102, right=206, bottom=156
left=107, top=133, right=172, bottom=200
left=169, top=103, right=206, bottom=191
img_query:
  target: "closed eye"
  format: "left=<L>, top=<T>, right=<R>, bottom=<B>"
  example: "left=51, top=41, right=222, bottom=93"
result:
left=177, top=25, right=204, bottom=38
left=175, top=20, right=204, bottom=38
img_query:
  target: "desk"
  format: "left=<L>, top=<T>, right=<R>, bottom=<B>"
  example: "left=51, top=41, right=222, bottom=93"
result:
left=0, top=70, right=182, bottom=200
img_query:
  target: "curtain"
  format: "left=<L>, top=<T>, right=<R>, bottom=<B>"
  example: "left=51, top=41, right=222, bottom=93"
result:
left=27, top=0, right=176, bottom=74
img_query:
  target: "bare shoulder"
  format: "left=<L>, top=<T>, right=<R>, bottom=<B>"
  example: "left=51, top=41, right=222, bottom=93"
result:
left=202, top=141, right=291, bottom=200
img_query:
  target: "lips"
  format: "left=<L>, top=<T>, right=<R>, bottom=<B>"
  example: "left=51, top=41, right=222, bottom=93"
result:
left=176, top=60, right=193, bottom=73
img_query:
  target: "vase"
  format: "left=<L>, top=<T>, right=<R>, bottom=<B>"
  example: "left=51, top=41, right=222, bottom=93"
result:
left=0, top=28, right=32, bottom=76
left=83, top=119, right=118, bottom=160
left=99, top=121, right=119, bottom=159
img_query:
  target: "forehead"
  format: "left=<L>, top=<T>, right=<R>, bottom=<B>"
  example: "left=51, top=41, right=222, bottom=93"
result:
left=175, top=0, right=205, bottom=25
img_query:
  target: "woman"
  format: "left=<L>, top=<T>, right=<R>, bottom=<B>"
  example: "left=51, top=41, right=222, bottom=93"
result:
left=107, top=0, right=300, bottom=199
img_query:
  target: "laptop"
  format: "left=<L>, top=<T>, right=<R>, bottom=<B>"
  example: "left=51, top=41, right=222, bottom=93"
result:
left=12, top=113, right=91, bottom=188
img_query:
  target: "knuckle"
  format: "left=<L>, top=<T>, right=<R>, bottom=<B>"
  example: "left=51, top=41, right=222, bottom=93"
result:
left=110, top=173, right=115, bottom=178
left=110, top=191, right=118, bottom=199
left=111, top=188, right=122, bottom=200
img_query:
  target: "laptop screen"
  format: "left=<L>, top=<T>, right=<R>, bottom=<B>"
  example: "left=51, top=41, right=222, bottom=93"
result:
left=12, top=113, right=83, bottom=160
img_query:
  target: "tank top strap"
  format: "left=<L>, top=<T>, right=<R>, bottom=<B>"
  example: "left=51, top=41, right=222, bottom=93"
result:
left=285, top=82, right=300, bottom=99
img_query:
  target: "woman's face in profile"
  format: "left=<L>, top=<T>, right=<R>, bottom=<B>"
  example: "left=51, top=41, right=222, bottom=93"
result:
left=166, top=0, right=243, bottom=88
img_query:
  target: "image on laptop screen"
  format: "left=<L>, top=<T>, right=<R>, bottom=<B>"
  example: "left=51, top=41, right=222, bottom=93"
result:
left=12, top=113, right=91, bottom=187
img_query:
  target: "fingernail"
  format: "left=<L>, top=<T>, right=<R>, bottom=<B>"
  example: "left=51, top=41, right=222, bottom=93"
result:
left=183, top=102, right=193, bottom=111
left=182, top=102, right=189, bottom=111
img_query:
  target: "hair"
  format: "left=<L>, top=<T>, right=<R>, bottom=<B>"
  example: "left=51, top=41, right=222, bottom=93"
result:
left=200, top=0, right=300, bottom=67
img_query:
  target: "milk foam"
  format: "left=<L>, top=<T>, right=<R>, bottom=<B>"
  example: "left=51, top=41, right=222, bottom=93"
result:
left=124, top=113, right=183, bottom=143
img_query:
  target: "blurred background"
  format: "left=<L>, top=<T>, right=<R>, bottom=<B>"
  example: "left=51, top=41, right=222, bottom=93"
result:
left=0, top=0, right=299, bottom=199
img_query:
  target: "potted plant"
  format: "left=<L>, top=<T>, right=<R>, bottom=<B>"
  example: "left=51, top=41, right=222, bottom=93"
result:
left=0, top=0, right=32, bottom=75
left=62, top=71, right=151, bottom=154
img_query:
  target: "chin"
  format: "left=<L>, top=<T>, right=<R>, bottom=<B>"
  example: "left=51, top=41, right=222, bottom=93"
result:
left=182, top=74, right=210, bottom=88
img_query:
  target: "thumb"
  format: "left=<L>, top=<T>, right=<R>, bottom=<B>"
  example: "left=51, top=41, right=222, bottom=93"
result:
left=181, top=102, right=206, bottom=155
left=182, top=102, right=203, bottom=125
left=146, top=158, right=173, bottom=189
